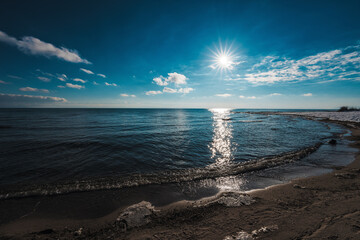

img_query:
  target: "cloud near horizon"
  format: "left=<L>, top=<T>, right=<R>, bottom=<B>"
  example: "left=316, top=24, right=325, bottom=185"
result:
left=216, top=93, right=232, bottom=97
left=302, top=93, right=313, bottom=96
left=0, top=93, right=67, bottom=102
left=269, top=93, right=282, bottom=96
left=146, top=90, right=162, bottom=95
left=0, top=30, right=91, bottom=64
left=239, top=95, right=257, bottom=99
left=19, top=87, right=49, bottom=93
left=120, top=93, right=136, bottom=97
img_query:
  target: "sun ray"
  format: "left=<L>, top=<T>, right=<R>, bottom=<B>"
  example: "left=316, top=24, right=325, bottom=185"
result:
left=209, top=42, right=239, bottom=72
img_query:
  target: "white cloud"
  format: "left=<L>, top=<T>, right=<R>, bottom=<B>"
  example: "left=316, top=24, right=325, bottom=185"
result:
left=105, top=82, right=117, bottom=86
left=57, top=85, right=65, bottom=88
left=73, top=78, right=87, bottom=83
left=146, top=90, right=162, bottom=95
left=302, top=93, right=313, bottom=97
left=66, top=83, right=84, bottom=89
left=37, top=76, right=51, bottom=82
left=215, top=94, right=232, bottom=97
left=0, top=93, right=67, bottom=102
left=153, top=77, right=168, bottom=86
left=153, top=72, right=188, bottom=86
left=241, top=45, right=360, bottom=84
left=19, top=87, right=49, bottom=93
left=239, top=95, right=257, bottom=99
left=178, top=87, right=194, bottom=94
left=57, top=74, right=67, bottom=82
left=167, top=72, right=187, bottom=85
left=0, top=30, right=91, bottom=64
left=97, top=73, right=106, bottom=78
left=120, top=93, right=136, bottom=97
left=93, top=81, right=99, bottom=85
left=269, top=93, right=282, bottom=96
left=163, top=87, right=177, bottom=93
left=80, top=68, right=94, bottom=75
left=0, top=80, right=9, bottom=84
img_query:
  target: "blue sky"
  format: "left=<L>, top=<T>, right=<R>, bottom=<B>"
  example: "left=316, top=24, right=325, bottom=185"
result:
left=0, top=0, right=359, bottom=108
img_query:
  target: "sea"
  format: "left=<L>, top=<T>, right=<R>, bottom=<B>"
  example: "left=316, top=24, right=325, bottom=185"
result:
left=0, top=108, right=357, bottom=201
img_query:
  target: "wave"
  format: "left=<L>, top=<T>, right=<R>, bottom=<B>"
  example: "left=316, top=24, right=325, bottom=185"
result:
left=0, top=142, right=322, bottom=200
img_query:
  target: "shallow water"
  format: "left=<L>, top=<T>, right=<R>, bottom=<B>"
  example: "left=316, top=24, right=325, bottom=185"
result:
left=0, top=108, right=354, bottom=199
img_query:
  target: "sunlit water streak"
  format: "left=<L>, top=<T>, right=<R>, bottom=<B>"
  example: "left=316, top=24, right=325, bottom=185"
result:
left=209, top=108, right=235, bottom=166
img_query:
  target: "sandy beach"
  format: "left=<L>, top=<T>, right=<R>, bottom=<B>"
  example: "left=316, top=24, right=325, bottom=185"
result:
left=0, top=113, right=359, bottom=240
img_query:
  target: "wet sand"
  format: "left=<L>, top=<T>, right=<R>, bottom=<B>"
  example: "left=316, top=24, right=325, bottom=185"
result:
left=0, top=120, right=359, bottom=239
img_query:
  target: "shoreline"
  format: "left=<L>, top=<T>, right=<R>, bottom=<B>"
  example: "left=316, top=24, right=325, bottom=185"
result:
left=0, top=116, right=359, bottom=239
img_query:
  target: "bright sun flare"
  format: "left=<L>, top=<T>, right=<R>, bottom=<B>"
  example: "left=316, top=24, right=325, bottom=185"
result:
left=210, top=43, right=238, bottom=71
left=217, top=55, right=232, bottom=69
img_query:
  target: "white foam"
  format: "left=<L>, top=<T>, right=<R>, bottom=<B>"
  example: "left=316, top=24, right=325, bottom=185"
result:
left=280, top=111, right=360, bottom=123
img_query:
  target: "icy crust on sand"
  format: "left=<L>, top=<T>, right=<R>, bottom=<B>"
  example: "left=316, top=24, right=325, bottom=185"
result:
left=116, top=201, right=157, bottom=231
left=223, top=225, right=279, bottom=240
left=194, top=192, right=255, bottom=207
left=115, top=192, right=255, bottom=231
left=0, top=143, right=322, bottom=200
left=282, top=111, right=360, bottom=123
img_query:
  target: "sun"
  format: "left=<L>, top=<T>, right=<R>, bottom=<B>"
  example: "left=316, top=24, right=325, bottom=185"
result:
left=217, top=54, right=232, bottom=69
left=209, top=42, right=238, bottom=72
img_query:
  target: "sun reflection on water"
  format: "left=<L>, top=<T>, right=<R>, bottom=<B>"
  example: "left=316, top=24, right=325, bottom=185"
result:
left=209, top=108, right=235, bottom=166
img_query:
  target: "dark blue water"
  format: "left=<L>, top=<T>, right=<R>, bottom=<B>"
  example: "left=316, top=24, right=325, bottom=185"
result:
left=0, top=108, right=341, bottom=189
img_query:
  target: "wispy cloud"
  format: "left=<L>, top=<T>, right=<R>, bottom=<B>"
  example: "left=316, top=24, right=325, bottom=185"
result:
left=302, top=93, right=313, bottom=97
left=66, top=83, right=84, bottom=89
left=37, top=76, right=51, bottom=82
left=215, top=93, right=232, bottom=97
left=7, top=75, right=22, bottom=80
left=0, top=93, right=67, bottom=102
left=239, top=95, right=257, bottom=99
left=105, top=82, right=117, bottom=86
left=146, top=90, right=162, bottom=95
left=97, top=73, right=106, bottom=78
left=57, top=85, right=65, bottom=88
left=93, top=81, right=99, bottom=85
left=57, top=74, right=67, bottom=82
left=269, top=93, right=282, bottom=96
left=0, top=30, right=91, bottom=64
left=19, top=87, right=49, bottom=93
left=178, top=87, right=194, bottom=94
left=120, top=93, right=136, bottom=97
left=73, top=78, right=87, bottom=83
left=234, top=44, right=360, bottom=84
left=153, top=72, right=188, bottom=86
left=0, top=80, right=9, bottom=84
left=80, top=68, right=94, bottom=75
left=163, top=87, right=177, bottom=93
